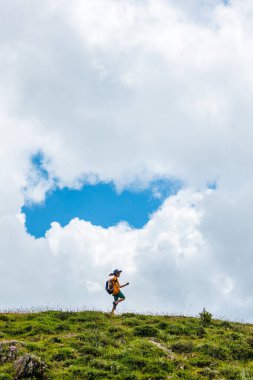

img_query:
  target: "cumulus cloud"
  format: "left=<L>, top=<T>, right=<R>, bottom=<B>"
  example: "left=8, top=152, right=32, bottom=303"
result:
left=0, top=0, right=253, bottom=319
left=0, top=189, right=207, bottom=313
left=2, top=0, right=253, bottom=189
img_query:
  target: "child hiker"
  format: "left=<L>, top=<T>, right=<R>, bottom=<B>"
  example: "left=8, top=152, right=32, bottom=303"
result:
left=109, top=269, right=129, bottom=314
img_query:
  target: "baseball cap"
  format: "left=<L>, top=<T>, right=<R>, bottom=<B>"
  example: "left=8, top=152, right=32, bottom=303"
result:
left=113, top=269, right=122, bottom=275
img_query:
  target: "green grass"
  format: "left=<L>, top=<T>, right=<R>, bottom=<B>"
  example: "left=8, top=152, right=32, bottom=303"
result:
left=1, top=311, right=253, bottom=379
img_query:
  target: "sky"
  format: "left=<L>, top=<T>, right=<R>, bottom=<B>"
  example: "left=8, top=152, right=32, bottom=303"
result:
left=2, top=0, right=253, bottom=320
left=23, top=180, right=180, bottom=238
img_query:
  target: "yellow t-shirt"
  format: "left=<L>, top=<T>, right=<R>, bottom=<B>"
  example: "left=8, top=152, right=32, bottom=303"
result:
left=112, top=275, right=120, bottom=295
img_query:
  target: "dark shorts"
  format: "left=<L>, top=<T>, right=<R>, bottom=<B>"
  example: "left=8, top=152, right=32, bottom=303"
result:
left=113, top=290, right=125, bottom=301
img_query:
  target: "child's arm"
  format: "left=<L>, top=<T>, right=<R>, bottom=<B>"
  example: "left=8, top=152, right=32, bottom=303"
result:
left=120, top=282, right=129, bottom=288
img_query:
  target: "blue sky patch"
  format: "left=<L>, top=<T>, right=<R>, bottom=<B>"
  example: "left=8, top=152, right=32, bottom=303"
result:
left=207, top=181, right=217, bottom=190
left=31, top=152, right=49, bottom=181
left=22, top=178, right=181, bottom=238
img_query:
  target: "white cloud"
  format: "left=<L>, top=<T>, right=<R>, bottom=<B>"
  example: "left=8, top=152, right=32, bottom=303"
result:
left=0, top=188, right=251, bottom=320
left=0, top=0, right=253, bottom=319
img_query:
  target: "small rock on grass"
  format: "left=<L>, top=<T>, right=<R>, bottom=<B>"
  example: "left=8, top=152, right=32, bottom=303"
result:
left=14, top=354, right=46, bottom=379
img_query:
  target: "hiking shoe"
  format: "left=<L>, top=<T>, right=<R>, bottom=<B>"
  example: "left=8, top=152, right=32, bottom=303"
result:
left=113, top=301, right=117, bottom=309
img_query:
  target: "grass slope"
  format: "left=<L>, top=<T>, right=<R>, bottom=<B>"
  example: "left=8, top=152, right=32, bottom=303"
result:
left=0, top=311, right=253, bottom=379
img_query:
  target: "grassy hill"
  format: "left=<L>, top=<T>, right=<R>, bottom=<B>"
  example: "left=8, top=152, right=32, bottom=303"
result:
left=0, top=310, right=253, bottom=379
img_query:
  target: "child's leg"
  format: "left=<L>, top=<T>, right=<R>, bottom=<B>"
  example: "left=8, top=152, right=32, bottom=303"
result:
left=115, top=297, right=125, bottom=305
left=111, top=294, right=118, bottom=313
left=115, top=291, right=125, bottom=305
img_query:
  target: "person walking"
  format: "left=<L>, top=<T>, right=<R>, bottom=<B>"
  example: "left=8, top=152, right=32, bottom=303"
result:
left=109, top=269, right=129, bottom=314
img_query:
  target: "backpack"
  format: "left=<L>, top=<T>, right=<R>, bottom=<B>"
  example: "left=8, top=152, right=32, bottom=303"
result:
left=105, top=279, right=114, bottom=295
